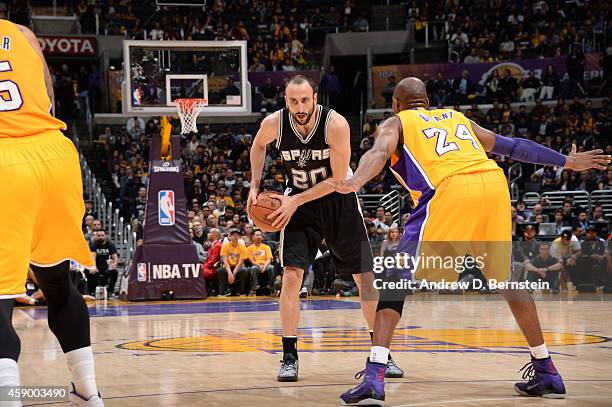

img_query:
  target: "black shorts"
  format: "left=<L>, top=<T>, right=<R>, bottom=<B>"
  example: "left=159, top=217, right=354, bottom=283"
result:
left=280, top=192, right=373, bottom=278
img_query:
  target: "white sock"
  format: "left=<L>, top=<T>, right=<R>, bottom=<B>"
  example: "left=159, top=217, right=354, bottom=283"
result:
left=530, top=343, right=549, bottom=359
left=0, top=358, right=21, bottom=407
left=65, top=347, right=98, bottom=399
left=370, top=346, right=389, bottom=365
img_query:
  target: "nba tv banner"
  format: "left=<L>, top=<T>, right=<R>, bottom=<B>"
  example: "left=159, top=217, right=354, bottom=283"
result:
left=371, top=53, right=603, bottom=108
left=123, top=134, right=206, bottom=301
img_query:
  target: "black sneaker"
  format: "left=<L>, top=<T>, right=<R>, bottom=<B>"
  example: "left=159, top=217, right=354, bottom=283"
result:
left=277, top=354, right=299, bottom=382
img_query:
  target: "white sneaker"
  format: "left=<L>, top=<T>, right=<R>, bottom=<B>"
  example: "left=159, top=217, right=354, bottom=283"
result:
left=299, top=287, right=308, bottom=298
left=70, top=383, right=104, bottom=406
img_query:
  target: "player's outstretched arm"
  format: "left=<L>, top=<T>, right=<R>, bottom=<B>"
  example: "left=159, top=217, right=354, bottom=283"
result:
left=16, top=24, right=56, bottom=116
left=469, top=119, right=610, bottom=171
left=327, top=116, right=401, bottom=194
left=248, top=112, right=280, bottom=211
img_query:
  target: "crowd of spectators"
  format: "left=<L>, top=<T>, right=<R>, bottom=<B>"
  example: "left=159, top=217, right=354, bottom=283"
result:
left=68, top=0, right=370, bottom=73
left=91, top=88, right=610, bottom=297
left=435, top=0, right=609, bottom=63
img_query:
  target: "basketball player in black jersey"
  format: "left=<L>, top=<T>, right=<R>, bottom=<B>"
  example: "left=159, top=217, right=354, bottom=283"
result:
left=248, top=75, right=403, bottom=381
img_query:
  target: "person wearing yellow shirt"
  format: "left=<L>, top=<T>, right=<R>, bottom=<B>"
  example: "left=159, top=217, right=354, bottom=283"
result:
left=247, top=230, right=275, bottom=296
left=217, top=229, right=249, bottom=296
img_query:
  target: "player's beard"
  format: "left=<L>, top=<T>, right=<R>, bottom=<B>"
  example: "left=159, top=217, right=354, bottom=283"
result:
left=290, top=102, right=315, bottom=126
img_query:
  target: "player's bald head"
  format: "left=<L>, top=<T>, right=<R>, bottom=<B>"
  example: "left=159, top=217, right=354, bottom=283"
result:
left=392, top=77, right=429, bottom=113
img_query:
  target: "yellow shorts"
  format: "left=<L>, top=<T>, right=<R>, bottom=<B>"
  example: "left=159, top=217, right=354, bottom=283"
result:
left=412, top=170, right=512, bottom=282
left=0, top=130, right=94, bottom=298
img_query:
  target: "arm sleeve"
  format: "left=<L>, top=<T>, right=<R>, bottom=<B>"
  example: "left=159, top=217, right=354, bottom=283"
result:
left=491, top=134, right=566, bottom=167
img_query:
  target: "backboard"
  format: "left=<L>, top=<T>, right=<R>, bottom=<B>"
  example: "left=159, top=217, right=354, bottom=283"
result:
left=122, top=40, right=250, bottom=116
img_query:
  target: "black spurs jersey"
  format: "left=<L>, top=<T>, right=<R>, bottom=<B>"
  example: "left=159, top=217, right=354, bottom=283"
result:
left=276, top=105, right=335, bottom=194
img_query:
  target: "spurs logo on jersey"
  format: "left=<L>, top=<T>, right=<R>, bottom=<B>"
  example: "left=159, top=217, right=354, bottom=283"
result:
left=276, top=104, right=335, bottom=192
left=297, top=149, right=311, bottom=168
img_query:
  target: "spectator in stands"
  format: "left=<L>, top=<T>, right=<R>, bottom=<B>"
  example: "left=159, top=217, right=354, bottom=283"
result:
left=248, top=230, right=275, bottom=296
left=485, top=70, right=502, bottom=102
left=320, top=66, right=341, bottom=109
left=365, top=220, right=384, bottom=257
left=499, top=69, right=519, bottom=102
left=249, top=57, right=266, bottom=72
left=380, top=227, right=400, bottom=257
left=520, top=71, right=541, bottom=102
left=372, top=207, right=389, bottom=232
left=511, top=206, right=525, bottom=236
left=432, top=72, right=451, bottom=106
left=352, top=14, right=369, bottom=32
left=452, top=70, right=472, bottom=105
left=89, top=229, right=119, bottom=296
left=202, top=228, right=222, bottom=295
left=529, top=203, right=547, bottom=222
left=217, top=229, right=249, bottom=296
left=192, top=235, right=206, bottom=263
left=576, top=226, right=607, bottom=286
left=514, top=224, right=540, bottom=263
left=540, top=65, right=559, bottom=100
left=260, top=78, right=278, bottom=111
left=383, top=211, right=394, bottom=228
left=591, top=205, right=605, bottom=222
left=150, top=22, right=164, bottom=40
left=83, top=214, right=95, bottom=239
left=573, top=210, right=590, bottom=231
left=130, top=185, right=147, bottom=231
left=550, top=229, right=581, bottom=285
left=525, top=242, right=562, bottom=293
left=566, top=44, right=585, bottom=97
left=192, top=220, right=206, bottom=246
left=553, top=209, right=570, bottom=234
left=381, top=75, right=397, bottom=108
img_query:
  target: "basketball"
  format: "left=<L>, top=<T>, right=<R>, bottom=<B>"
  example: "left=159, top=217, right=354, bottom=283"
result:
left=249, top=191, right=283, bottom=232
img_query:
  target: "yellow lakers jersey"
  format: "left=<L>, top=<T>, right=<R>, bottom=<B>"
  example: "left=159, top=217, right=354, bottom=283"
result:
left=390, top=108, right=499, bottom=205
left=0, top=20, right=66, bottom=137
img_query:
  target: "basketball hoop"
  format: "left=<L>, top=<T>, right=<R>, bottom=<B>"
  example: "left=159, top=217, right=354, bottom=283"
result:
left=175, top=98, right=208, bottom=134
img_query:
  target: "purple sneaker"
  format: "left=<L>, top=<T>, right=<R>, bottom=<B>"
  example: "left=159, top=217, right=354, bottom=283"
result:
left=340, top=359, right=386, bottom=406
left=514, top=357, right=566, bottom=399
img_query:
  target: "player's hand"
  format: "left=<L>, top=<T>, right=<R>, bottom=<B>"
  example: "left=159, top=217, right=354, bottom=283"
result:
left=228, top=271, right=235, bottom=284
left=324, top=177, right=360, bottom=194
left=268, top=195, right=299, bottom=229
left=90, top=267, right=98, bottom=275
left=565, top=144, right=611, bottom=171
left=247, top=188, right=259, bottom=214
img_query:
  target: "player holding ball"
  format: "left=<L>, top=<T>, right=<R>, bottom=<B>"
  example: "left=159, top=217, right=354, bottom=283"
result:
left=248, top=75, right=404, bottom=382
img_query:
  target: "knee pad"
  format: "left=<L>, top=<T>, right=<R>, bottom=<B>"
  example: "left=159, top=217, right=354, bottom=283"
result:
left=376, top=299, right=405, bottom=317
left=0, top=300, right=20, bottom=361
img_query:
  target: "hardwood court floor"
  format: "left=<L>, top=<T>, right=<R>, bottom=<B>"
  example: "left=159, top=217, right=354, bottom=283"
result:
left=14, top=293, right=612, bottom=406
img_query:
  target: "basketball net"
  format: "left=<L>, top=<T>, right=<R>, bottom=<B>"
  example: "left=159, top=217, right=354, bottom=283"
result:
left=175, top=98, right=208, bottom=134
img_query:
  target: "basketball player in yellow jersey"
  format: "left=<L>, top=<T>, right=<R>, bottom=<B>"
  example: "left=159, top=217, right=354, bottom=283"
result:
left=334, top=78, right=610, bottom=406
left=0, top=20, right=103, bottom=406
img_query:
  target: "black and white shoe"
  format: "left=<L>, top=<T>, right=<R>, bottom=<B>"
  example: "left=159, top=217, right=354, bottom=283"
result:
left=385, top=357, right=404, bottom=378
left=70, top=383, right=104, bottom=406
left=277, top=354, right=299, bottom=382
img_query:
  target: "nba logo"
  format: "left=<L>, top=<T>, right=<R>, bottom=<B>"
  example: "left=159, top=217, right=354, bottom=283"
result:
left=137, top=263, right=147, bottom=282
left=158, top=190, right=175, bottom=226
